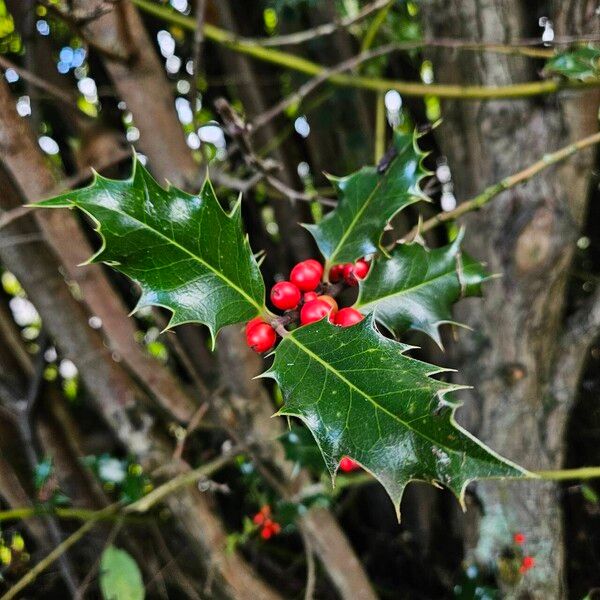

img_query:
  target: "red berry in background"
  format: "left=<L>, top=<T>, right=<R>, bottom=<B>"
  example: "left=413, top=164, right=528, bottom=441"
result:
left=290, top=260, right=323, bottom=291
left=522, top=556, right=535, bottom=570
left=329, top=264, right=345, bottom=283
left=334, top=307, right=364, bottom=327
left=513, top=532, right=525, bottom=545
left=245, top=316, right=264, bottom=334
left=339, top=456, right=360, bottom=472
left=343, top=263, right=357, bottom=286
left=317, top=294, right=338, bottom=313
left=303, top=291, right=318, bottom=303
left=246, top=323, right=277, bottom=353
left=300, top=299, right=332, bottom=325
left=354, top=259, right=370, bottom=280
left=261, top=527, right=273, bottom=540
left=270, top=281, right=301, bottom=310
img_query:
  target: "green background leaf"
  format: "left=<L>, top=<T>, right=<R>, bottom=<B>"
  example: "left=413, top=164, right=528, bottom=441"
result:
left=544, top=46, right=600, bottom=81
left=264, top=316, right=525, bottom=516
left=35, top=158, right=265, bottom=345
left=355, top=231, right=490, bottom=346
left=100, top=546, right=145, bottom=600
left=305, top=129, right=429, bottom=265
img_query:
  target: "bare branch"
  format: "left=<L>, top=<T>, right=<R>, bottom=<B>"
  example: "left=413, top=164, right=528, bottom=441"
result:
left=402, top=130, right=600, bottom=242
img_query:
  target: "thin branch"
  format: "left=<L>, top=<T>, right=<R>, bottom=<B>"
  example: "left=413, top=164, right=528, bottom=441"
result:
left=0, top=56, right=83, bottom=114
left=1, top=449, right=240, bottom=600
left=131, top=0, right=600, bottom=100
left=232, top=0, right=391, bottom=47
left=215, top=97, right=335, bottom=206
left=0, top=504, right=119, bottom=600
left=402, top=130, right=600, bottom=241
left=300, top=530, right=317, bottom=600
left=252, top=43, right=397, bottom=131
left=190, top=0, right=208, bottom=167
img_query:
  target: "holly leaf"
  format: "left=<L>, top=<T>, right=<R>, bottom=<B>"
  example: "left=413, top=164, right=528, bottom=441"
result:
left=263, top=316, right=526, bottom=517
left=100, top=546, right=144, bottom=600
left=34, top=157, right=265, bottom=345
left=544, top=46, right=600, bottom=81
left=305, top=129, right=429, bottom=265
left=354, top=230, right=490, bottom=347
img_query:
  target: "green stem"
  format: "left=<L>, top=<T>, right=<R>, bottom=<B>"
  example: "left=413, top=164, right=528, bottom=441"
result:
left=361, top=0, right=392, bottom=52
left=0, top=504, right=120, bottom=600
left=0, top=506, right=146, bottom=524
left=374, top=91, right=386, bottom=162
left=132, top=0, right=600, bottom=100
left=533, top=466, right=600, bottom=481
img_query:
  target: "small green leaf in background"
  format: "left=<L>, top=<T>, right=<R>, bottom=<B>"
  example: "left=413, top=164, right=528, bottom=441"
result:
left=354, top=230, right=490, bottom=347
left=100, top=546, right=144, bottom=600
left=305, top=129, right=429, bottom=265
left=264, top=315, right=526, bottom=517
left=34, top=157, right=266, bottom=346
left=280, top=425, right=326, bottom=475
left=544, top=46, right=600, bottom=81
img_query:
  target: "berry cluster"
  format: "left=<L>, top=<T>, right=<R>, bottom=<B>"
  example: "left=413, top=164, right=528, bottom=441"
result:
left=253, top=505, right=281, bottom=540
left=512, top=531, right=535, bottom=574
left=245, top=258, right=370, bottom=353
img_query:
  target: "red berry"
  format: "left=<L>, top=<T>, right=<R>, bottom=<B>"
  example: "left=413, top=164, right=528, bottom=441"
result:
left=271, top=281, right=301, bottom=310
left=329, top=264, right=345, bottom=282
left=522, top=556, right=535, bottom=570
left=339, top=456, right=360, bottom=472
left=343, top=263, right=357, bottom=286
left=317, top=294, right=338, bottom=313
left=245, top=316, right=264, bottom=334
left=513, top=532, right=525, bottom=545
left=290, top=260, right=323, bottom=292
left=271, top=522, right=281, bottom=534
left=246, top=323, right=277, bottom=353
left=303, top=291, right=318, bottom=303
left=253, top=512, right=265, bottom=525
left=333, top=308, right=364, bottom=327
left=261, top=527, right=273, bottom=540
left=304, top=259, right=323, bottom=274
left=300, top=299, right=332, bottom=325
left=354, top=259, right=370, bottom=280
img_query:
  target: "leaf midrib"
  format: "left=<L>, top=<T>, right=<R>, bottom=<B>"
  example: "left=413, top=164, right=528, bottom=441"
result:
left=328, top=168, right=392, bottom=264
left=80, top=182, right=262, bottom=312
left=286, top=331, right=457, bottom=455
left=355, top=262, right=458, bottom=312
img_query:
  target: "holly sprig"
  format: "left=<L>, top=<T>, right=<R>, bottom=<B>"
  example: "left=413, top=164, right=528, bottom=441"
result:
left=33, top=129, right=526, bottom=514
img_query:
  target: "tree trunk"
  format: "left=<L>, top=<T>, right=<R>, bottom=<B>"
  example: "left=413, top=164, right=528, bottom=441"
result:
left=422, top=2, right=599, bottom=598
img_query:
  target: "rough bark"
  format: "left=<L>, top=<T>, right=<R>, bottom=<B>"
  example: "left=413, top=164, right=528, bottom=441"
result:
left=75, top=0, right=199, bottom=188
left=422, top=2, right=599, bottom=598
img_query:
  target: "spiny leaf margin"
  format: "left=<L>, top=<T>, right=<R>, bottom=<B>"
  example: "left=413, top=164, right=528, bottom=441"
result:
left=354, top=229, right=491, bottom=347
left=34, top=156, right=266, bottom=346
left=263, top=315, right=528, bottom=518
left=305, top=128, right=431, bottom=265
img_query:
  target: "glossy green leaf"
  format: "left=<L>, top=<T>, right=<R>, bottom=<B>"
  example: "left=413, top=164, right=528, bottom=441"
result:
left=264, top=316, right=526, bottom=516
left=544, top=46, right=600, bottom=81
left=354, top=230, right=490, bottom=347
left=35, top=158, right=265, bottom=345
left=305, top=129, right=429, bottom=265
left=100, top=546, right=144, bottom=600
